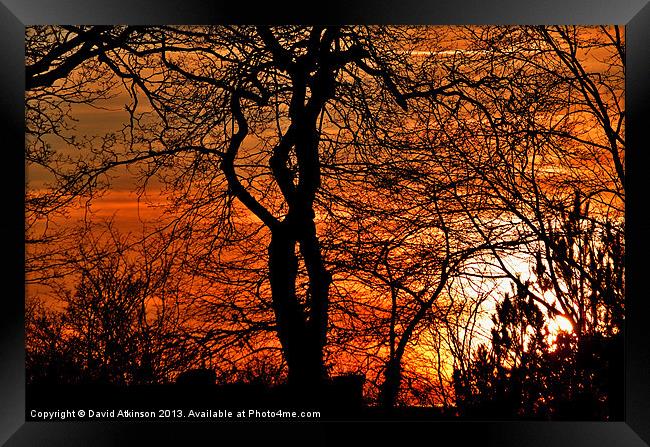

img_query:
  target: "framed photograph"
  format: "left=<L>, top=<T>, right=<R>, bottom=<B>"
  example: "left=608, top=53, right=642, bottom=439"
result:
left=3, top=0, right=650, bottom=445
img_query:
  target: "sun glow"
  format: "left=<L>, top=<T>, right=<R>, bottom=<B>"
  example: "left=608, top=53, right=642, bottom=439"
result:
left=550, top=315, right=574, bottom=334
left=546, top=315, right=575, bottom=347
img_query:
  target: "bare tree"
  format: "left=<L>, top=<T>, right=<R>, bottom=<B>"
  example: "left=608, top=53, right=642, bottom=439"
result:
left=26, top=26, right=434, bottom=389
left=26, top=222, right=198, bottom=384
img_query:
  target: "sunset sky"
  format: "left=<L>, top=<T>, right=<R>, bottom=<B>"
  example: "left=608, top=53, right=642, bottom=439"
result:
left=25, top=25, right=624, bottom=412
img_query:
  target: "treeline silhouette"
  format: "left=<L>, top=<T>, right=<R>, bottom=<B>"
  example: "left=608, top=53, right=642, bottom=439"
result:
left=26, top=213, right=623, bottom=418
left=25, top=25, right=624, bottom=419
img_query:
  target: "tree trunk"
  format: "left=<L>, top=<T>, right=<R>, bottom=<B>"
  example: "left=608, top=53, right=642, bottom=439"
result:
left=261, top=26, right=339, bottom=390
left=380, top=357, right=402, bottom=409
left=268, top=224, right=324, bottom=388
left=299, top=218, right=332, bottom=381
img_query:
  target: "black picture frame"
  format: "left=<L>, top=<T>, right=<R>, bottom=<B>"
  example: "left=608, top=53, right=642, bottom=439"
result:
left=3, top=1, right=649, bottom=445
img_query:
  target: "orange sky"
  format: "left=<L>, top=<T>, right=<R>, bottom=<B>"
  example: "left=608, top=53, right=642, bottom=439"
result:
left=25, top=25, right=624, bottom=404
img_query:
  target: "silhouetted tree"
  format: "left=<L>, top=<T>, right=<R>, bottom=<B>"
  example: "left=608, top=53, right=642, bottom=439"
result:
left=26, top=224, right=198, bottom=385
